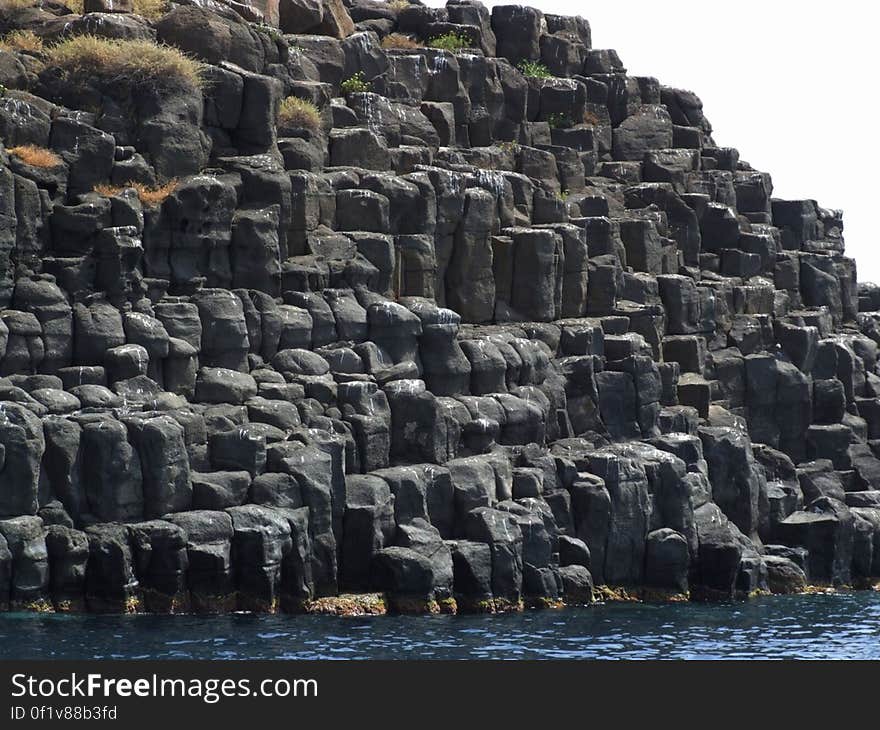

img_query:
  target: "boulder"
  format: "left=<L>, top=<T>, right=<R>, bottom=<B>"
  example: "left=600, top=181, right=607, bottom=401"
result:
left=491, top=4, right=542, bottom=63
left=764, top=555, right=807, bottom=594
left=84, top=523, right=139, bottom=612
left=80, top=417, right=144, bottom=523
left=557, top=564, right=594, bottom=604
left=45, top=525, right=89, bottom=610
left=612, top=106, right=673, bottom=161
left=124, top=415, right=192, bottom=518
left=463, top=506, right=523, bottom=605
left=341, top=474, right=395, bottom=590
left=0, top=402, right=44, bottom=517
left=0, top=516, right=48, bottom=607
left=209, top=425, right=267, bottom=477
left=127, top=520, right=189, bottom=611
left=778, top=497, right=854, bottom=586
left=227, top=504, right=292, bottom=611
left=192, top=470, right=252, bottom=510
left=698, top=426, right=765, bottom=538
left=694, top=503, right=743, bottom=599
left=645, top=528, right=689, bottom=594
left=164, top=510, right=235, bottom=612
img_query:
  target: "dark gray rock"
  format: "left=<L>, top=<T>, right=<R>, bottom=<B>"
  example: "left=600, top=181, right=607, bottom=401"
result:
left=45, top=525, right=88, bottom=609
left=127, top=520, right=189, bottom=610
left=698, top=426, right=765, bottom=539
left=464, top=506, right=523, bottom=603
left=209, top=425, right=266, bottom=477
left=778, top=497, right=854, bottom=586
left=694, top=503, right=744, bottom=599
left=341, top=474, right=394, bottom=590
left=449, top=539, right=493, bottom=606
left=764, top=555, right=807, bottom=594
left=192, top=470, right=252, bottom=510
left=556, top=563, right=593, bottom=603
left=645, top=528, right=689, bottom=594
left=491, top=4, right=542, bottom=64
left=0, top=402, right=44, bottom=517
left=0, top=516, right=48, bottom=606
left=80, top=417, right=144, bottom=523
left=227, top=504, right=292, bottom=611
left=84, top=523, right=138, bottom=612
left=124, top=415, right=192, bottom=518
left=164, top=510, right=235, bottom=611
left=195, top=367, right=258, bottom=405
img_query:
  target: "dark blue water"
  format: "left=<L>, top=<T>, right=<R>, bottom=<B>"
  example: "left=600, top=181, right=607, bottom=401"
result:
left=1, top=593, right=878, bottom=659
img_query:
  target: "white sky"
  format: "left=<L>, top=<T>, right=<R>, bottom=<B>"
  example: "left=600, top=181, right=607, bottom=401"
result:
left=424, top=1, right=880, bottom=283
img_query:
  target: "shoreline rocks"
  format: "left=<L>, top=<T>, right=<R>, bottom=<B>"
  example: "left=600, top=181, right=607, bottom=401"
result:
left=0, top=0, right=878, bottom=616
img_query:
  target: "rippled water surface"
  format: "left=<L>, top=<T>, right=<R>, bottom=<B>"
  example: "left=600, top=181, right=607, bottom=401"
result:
left=1, top=593, right=878, bottom=659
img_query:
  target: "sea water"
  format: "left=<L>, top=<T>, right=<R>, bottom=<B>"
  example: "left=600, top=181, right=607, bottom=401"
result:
left=1, top=593, right=877, bottom=660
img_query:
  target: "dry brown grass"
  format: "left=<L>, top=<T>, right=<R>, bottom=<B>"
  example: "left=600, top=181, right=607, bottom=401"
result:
left=0, top=0, right=40, bottom=10
left=61, top=0, right=167, bottom=16
left=583, top=110, right=600, bottom=126
left=45, top=35, right=203, bottom=93
left=130, top=0, right=168, bottom=20
left=7, top=144, right=62, bottom=168
left=0, top=30, right=43, bottom=53
left=277, top=96, right=320, bottom=131
left=387, top=0, right=410, bottom=9
left=94, top=179, right=178, bottom=207
left=381, top=33, right=422, bottom=50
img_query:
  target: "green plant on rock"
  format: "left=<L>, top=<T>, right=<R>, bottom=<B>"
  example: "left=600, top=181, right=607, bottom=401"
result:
left=277, top=96, right=321, bottom=131
left=427, top=31, right=470, bottom=52
left=252, top=23, right=283, bottom=43
left=518, top=60, right=552, bottom=78
left=340, top=71, right=370, bottom=94
left=547, top=112, right=573, bottom=130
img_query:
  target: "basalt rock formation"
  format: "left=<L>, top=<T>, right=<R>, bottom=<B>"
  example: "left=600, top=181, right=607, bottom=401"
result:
left=0, top=0, right=875, bottom=615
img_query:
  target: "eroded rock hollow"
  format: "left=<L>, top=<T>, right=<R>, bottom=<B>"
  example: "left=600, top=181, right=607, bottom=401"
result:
left=0, top=0, right=875, bottom=614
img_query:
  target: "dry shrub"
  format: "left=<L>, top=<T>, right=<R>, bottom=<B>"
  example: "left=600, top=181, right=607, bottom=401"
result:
left=381, top=33, right=421, bottom=50
left=45, top=35, right=203, bottom=93
left=7, top=144, right=62, bottom=168
left=94, top=179, right=178, bottom=207
left=0, top=30, right=43, bottom=53
left=278, top=96, right=320, bottom=130
left=583, top=110, right=600, bottom=126
left=59, top=0, right=167, bottom=16
left=131, top=0, right=168, bottom=20
left=0, top=0, right=41, bottom=10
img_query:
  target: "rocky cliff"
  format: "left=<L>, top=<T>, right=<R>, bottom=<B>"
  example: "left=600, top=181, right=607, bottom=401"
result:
left=0, top=0, right=874, bottom=614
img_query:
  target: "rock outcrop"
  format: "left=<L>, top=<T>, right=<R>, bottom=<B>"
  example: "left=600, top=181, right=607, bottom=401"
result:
left=0, top=0, right=876, bottom=614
